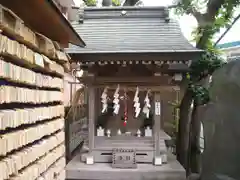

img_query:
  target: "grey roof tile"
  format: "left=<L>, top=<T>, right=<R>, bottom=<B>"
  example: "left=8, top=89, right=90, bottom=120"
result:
left=66, top=7, right=200, bottom=54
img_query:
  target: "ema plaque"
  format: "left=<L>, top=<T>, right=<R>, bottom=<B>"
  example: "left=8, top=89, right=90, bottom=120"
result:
left=112, top=148, right=137, bottom=168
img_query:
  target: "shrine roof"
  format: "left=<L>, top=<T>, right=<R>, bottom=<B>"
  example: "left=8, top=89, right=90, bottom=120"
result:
left=66, top=6, right=202, bottom=57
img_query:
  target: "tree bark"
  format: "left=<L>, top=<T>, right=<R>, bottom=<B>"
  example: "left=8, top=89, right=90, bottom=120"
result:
left=102, top=0, right=112, bottom=6
left=176, top=88, right=193, bottom=169
left=123, top=0, right=139, bottom=6
left=189, top=101, right=201, bottom=174
left=188, top=30, right=212, bottom=174
left=177, top=33, right=211, bottom=174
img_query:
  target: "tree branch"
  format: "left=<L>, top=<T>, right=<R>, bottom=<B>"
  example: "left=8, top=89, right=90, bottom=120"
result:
left=196, top=0, right=228, bottom=47
left=214, top=13, right=240, bottom=46
left=177, top=0, right=204, bottom=24
left=186, top=7, right=203, bottom=24
left=206, top=0, right=225, bottom=21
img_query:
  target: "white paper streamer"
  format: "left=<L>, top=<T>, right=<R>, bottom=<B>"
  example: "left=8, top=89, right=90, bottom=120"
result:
left=113, top=85, right=120, bottom=115
left=133, top=87, right=141, bottom=118
left=143, top=90, right=151, bottom=118
left=101, top=87, right=108, bottom=113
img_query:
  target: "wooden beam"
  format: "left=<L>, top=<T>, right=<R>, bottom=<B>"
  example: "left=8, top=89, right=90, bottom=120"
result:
left=79, top=62, right=189, bottom=75
left=80, top=76, right=173, bottom=86
left=95, top=85, right=179, bottom=92
left=70, top=51, right=202, bottom=62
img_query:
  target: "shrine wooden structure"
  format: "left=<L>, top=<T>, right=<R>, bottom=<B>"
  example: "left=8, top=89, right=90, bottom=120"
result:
left=66, top=6, right=202, bottom=180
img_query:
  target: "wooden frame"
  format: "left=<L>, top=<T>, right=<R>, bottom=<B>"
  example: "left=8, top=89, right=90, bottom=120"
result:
left=83, top=70, right=175, bottom=164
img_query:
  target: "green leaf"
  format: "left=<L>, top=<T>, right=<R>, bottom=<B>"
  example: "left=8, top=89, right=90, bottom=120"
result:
left=84, top=0, right=97, bottom=6
left=112, top=0, right=121, bottom=6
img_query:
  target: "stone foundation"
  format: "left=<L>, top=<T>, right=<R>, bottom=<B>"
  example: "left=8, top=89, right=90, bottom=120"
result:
left=66, top=153, right=186, bottom=180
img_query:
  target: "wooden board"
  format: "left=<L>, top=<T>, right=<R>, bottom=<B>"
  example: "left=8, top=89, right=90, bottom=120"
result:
left=112, top=148, right=136, bottom=169
left=94, top=137, right=166, bottom=151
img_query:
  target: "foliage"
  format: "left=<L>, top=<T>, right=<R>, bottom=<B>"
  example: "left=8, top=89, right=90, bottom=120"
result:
left=84, top=0, right=97, bottom=6
left=174, top=0, right=240, bottom=108
left=175, top=0, right=240, bottom=47
left=174, top=0, right=240, bottom=175
left=174, top=0, right=239, bottom=105
left=190, top=51, right=225, bottom=81
left=112, top=0, right=121, bottom=6
left=187, top=51, right=226, bottom=105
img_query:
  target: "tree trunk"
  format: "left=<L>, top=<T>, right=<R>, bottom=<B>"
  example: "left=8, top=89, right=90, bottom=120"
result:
left=102, top=0, right=112, bottom=6
left=189, top=101, right=201, bottom=174
left=176, top=0, right=233, bottom=176
left=187, top=39, right=210, bottom=174
left=123, top=0, right=139, bottom=6
left=176, top=88, right=193, bottom=170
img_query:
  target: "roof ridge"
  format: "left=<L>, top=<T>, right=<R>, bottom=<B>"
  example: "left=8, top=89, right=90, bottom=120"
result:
left=83, top=6, right=168, bottom=11
left=81, top=6, right=170, bottom=20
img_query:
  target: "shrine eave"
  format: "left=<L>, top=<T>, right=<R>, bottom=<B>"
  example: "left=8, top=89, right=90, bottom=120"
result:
left=69, top=50, right=203, bottom=62
left=68, top=49, right=203, bottom=54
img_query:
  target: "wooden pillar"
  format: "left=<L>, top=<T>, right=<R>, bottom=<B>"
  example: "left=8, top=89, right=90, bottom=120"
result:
left=88, top=85, right=95, bottom=151
left=153, top=92, right=161, bottom=157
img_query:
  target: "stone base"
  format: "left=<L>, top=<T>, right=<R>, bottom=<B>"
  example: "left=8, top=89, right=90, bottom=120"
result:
left=66, top=154, right=186, bottom=180
left=86, top=154, right=94, bottom=165
left=154, top=156, right=162, bottom=165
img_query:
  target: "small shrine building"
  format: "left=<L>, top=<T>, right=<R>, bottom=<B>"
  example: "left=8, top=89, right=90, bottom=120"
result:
left=66, top=6, right=202, bottom=180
